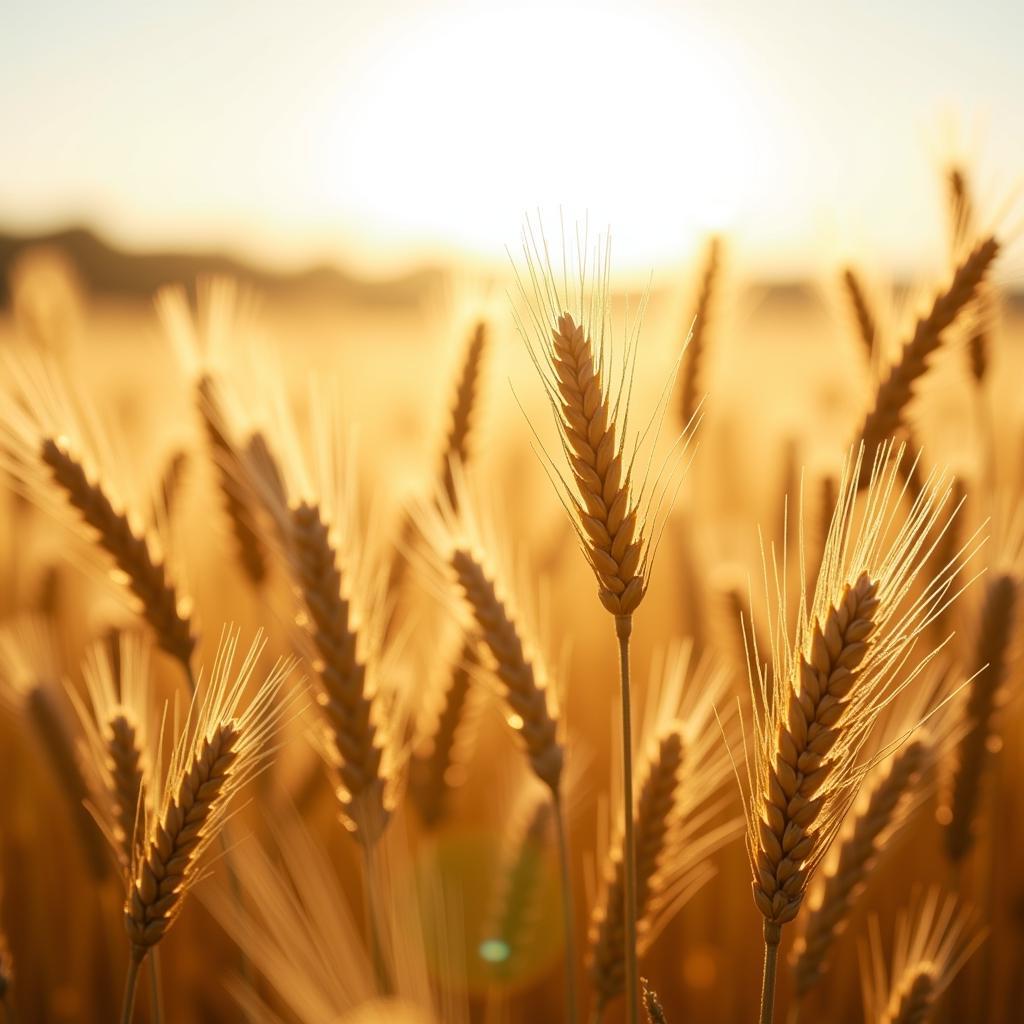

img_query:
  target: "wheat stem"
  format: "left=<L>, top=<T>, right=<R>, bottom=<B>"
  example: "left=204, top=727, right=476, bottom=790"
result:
left=120, top=948, right=143, bottom=1024
left=149, top=948, right=163, bottom=1024
left=760, top=925, right=781, bottom=1024
left=616, top=613, right=639, bottom=1024
left=360, top=839, right=392, bottom=996
left=553, top=790, right=580, bottom=1024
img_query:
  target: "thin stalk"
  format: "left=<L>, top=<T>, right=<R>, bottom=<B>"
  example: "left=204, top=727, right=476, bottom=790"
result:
left=149, top=948, right=163, bottom=1024
left=360, top=839, right=393, bottom=995
left=119, top=950, right=143, bottom=1024
left=615, top=613, right=639, bottom=1024
left=553, top=790, right=580, bottom=1024
left=760, top=924, right=781, bottom=1024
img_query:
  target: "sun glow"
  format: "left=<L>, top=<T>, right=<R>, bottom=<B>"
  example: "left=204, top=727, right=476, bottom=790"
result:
left=320, top=3, right=770, bottom=272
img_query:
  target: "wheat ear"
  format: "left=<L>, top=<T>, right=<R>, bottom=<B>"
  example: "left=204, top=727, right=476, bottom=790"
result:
left=288, top=501, right=390, bottom=845
left=40, top=438, right=196, bottom=669
left=745, top=444, right=974, bottom=1024
left=679, top=235, right=721, bottom=428
left=855, top=238, right=998, bottom=483
left=842, top=267, right=878, bottom=359
left=450, top=546, right=562, bottom=793
left=120, top=631, right=292, bottom=1021
left=440, top=321, right=488, bottom=507
left=197, top=375, right=269, bottom=586
left=944, top=571, right=1018, bottom=863
left=791, top=738, right=926, bottom=998
left=409, top=638, right=477, bottom=828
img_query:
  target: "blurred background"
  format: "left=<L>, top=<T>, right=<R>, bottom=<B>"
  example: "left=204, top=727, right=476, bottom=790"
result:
left=2, top=2, right=1024, bottom=1023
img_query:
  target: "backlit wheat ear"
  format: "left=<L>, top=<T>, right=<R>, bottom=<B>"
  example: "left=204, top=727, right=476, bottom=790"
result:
left=589, top=650, right=739, bottom=1017
left=69, top=631, right=153, bottom=873
left=250, top=388, right=400, bottom=847
left=123, top=630, right=293, bottom=967
left=41, top=439, right=197, bottom=668
left=440, top=320, right=488, bottom=507
left=287, top=499, right=393, bottom=845
left=854, top=238, right=999, bottom=486
left=943, top=570, right=1018, bottom=863
left=860, top=890, right=985, bottom=1024
left=945, top=165, right=990, bottom=386
left=449, top=545, right=563, bottom=793
left=0, top=618, right=111, bottom=882
left=409, top=636, right=479, bottom=828
left=641, top=980, right=668, bottom=1024
left=155, top=448, right=189, bottom=525
left=679, top=235, right=722, bottom=429
left=744, top=442, right=978, bottom=1023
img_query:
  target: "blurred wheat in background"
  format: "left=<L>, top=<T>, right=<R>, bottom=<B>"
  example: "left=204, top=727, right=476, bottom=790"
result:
left=3, top=2, right=1024, bottom=1022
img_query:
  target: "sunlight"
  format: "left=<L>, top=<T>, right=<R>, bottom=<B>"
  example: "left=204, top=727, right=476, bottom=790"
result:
left=321, top=4, right=762, bottom=271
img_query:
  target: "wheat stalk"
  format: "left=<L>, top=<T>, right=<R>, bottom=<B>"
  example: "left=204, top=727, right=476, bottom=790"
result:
left=679, top=235, right=722, bottom=429
left=854, top=238, right=999, bottom=485
left=944, top=571, right=1018, bottom=863
left=744, top=443, right=975, bottom=1024
left=120, top=630, right=293, bottom=1021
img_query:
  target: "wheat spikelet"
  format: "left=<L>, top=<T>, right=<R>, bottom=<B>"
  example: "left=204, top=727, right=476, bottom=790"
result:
left=197, top=375, right=269, bottom=586
left=854, top=238, right=999, bottom=486
left=40, top=438, right=196, bottom=667
left=124, top=629, right=293, bottom=960
left=409, top=637, right=477, bottom=828
left=156, top=448, right=189, bottom=524
left=245, top=430, right=288, bottom=513
left=944, top=571, right=1018, bottom=863
left=861, top=890, right=984, bottom=1024
left=288, top=500, right=391, bottom=844
left=791, top=737, right=927, bottom=997
left=440, top=321, right=488, bottom=507
left=745, top=444, right=974, bottom=946
left=679, top=235, right=721, bottom=428
left=450, top=545, right=562, bottom=792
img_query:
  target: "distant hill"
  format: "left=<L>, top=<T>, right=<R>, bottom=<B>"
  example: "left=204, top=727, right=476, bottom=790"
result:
left=0, top=225, right=444, bottom=308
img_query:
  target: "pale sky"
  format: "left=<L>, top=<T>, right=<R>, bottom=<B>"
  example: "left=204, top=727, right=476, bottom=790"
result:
left=3, top=0, right=1023, bottom=277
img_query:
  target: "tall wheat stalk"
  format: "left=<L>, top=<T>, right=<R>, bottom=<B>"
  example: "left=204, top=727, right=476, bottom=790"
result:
left=514, top=221, right=690, bottom=1024
left=741, top=443, right=975, bottom=1024
left=119, top=630, right=294, bottom=1023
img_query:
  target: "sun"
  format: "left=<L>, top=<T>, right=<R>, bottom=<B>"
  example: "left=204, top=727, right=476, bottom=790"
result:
left=317, top=2, right=764, bottom=273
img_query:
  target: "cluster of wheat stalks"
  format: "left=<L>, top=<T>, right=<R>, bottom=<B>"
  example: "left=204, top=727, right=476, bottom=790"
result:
left=0, top=165, right=1020, bottom=1024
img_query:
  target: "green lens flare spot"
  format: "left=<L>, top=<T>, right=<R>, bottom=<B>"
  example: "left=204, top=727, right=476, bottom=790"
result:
left=478, top=938, right=511, bottom=964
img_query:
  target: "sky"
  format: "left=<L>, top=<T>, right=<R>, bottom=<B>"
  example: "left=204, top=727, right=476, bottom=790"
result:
left=3, top=0, right=1023, bottom=278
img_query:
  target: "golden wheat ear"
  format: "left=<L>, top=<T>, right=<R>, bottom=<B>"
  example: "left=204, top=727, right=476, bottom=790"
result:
left=123, top=628, right=297, bottom=963
left=743, top=441, right=981, bottom=1022
left=853, top=237, right=999, bottom=486
left=678, top=234, right=722, bottom=430
left=860, top=889, right=985, bottom=1024
left=66, top=630, right=154, bottom=875
left=0, top=617, right=112, bottom=882
left=0, top=353, right=197, bottom=671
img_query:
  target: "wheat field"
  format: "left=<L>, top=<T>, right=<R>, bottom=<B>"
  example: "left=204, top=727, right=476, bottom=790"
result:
left=1, top=166, right=1023, bottom=1024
